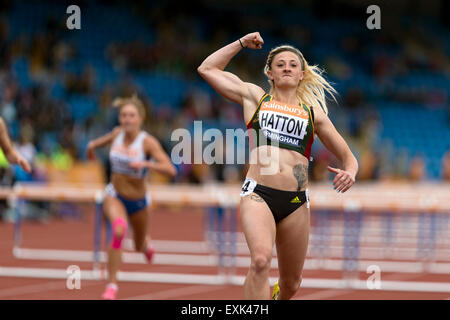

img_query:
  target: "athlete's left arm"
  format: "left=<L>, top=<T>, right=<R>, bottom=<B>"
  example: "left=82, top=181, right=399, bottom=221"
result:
left=313, top=106, right=358, bottom=193
left=131, top=135, right=177, bottom=178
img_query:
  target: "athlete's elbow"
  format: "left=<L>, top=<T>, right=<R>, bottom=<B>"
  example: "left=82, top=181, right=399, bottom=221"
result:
left=197, top=62, right=215, bottom=77
left=197, top=64, right=208, bottom=76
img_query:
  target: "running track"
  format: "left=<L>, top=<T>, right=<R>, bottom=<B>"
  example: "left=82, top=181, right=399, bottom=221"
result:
left=0, top=205, right=449, bottom=300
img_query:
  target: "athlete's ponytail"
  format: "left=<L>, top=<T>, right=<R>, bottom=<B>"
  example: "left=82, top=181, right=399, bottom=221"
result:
left=264, top=45, right=337, bottom=115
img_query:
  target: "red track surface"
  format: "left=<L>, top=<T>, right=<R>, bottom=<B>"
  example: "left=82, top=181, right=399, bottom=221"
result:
left=0, top=206, right=449, bottom=300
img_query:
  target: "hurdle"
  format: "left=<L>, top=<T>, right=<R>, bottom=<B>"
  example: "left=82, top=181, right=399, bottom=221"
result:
left=3, top=182, right=243, bottom=285
left=1, top=182, right=450, bottom=292
left=8, top=183, right=106, bottom=277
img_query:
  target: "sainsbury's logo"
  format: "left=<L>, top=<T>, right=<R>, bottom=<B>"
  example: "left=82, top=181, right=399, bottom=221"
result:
left=111, top=145, right=139, bottom=157
left=262, top=101, right=309, bottom=118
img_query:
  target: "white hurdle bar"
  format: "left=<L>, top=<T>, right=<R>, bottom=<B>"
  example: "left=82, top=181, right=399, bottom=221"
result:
left=6, top=183, right=242, bottom=273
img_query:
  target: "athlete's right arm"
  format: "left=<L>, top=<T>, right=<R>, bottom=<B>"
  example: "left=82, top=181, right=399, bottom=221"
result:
left=0, top=117, right=14, bottom=157
left=0, top=117, right=31, bottom=172
left=86, top=126, right=121, bottom=160
left=197, top=32, right=266, bottom=109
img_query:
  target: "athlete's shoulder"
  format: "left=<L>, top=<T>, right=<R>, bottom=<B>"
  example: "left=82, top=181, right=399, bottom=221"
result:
left=111, top=126, right=122, bottom=136
left=142, top=132, right=160, bottom=148
left=142, top=133, right=166, bottom=157
left=309, top=103, right=331, bottom=134
left=108, top=127, right=123, bottom=145
left=310, top=103, right=327, bottom=119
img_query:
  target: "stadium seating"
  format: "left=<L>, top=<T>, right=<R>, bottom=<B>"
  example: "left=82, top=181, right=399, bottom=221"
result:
left=2, top=0, right=449, bottom=180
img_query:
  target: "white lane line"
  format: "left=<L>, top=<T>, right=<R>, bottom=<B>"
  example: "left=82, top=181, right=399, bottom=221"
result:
left=117, top=271, right=227, bottom=285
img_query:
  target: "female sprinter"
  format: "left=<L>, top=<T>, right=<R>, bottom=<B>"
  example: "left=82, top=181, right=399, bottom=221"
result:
left=198, top=32, right=358, bottom=300
left=86, top=94, right=177, bottom=300
left=0, top=117, right=31, bottom=173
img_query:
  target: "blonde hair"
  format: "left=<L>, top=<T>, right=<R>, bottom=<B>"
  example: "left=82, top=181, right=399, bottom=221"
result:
left=112, top=93, right=146, bottom=120
left=264, top=45, right=337, bottom=115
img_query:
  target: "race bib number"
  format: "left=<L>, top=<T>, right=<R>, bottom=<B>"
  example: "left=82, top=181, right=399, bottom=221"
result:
left=240, top=178, right=257, bottom=197
left=305, top=188, right=310, bottom=209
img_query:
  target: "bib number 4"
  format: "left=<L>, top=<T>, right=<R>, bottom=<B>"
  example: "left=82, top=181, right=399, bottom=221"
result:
left=240, top=178, right=257, bottom=197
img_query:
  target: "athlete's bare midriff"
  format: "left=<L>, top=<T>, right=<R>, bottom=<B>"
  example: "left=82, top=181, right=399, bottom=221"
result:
left=111, top=173, right=147, bottom=199
left=246, top=145, right=309, bottom=192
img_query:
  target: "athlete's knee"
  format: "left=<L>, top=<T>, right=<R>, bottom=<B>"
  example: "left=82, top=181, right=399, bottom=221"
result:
left=111, top=217, right=128, bottom=250
left=250, top=252, right=272, bottom=274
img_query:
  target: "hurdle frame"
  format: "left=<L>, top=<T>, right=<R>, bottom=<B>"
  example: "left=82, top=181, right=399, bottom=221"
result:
left=5, top=182, right=243, bottom=285
left=1, top=182, right=450, bottom=292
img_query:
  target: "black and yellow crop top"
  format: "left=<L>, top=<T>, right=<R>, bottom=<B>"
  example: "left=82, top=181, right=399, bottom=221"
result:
left=246, top=94, right=315, bottom=160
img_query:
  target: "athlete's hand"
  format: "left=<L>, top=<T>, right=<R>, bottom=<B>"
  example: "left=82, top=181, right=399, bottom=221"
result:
left=129, top=161, right=149, bottom=170
left=16, top=154, right=32, bottom=173
left=240, top=32, right=264, bottom=49
left=7, top=151, right=31, bottom=173
left=86, top=142, right=97, bottom=161
left=327, top=166, right=355, bottom=193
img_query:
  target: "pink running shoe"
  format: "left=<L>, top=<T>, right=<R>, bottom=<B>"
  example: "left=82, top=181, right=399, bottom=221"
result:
left=144, top=245, right=155, bottom=263
left=102, top=283, right=118, bottom=300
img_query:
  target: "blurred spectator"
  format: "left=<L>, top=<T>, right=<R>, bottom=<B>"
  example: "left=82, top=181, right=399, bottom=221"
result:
left=441, top=152, right=450, bottom=181
left=357, top=148, right=378, bottom=181
left=0, top=17, right=11, bottom=70
left=65, top=66, right=96, bottom=96
left=409, top=155, right=427, bottom=181
left=393, top=149, right=410, bottom=180
left=0, top=80, right=18, bottom=125
left=0, top=0, right=448, bottom=184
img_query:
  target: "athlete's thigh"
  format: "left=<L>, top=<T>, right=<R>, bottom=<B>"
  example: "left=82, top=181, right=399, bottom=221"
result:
left=240, top=193, right=277, bottom=258
left=103, top=195, right=127, bottom=223
left=128, top=207, right=149, bottom=245
left=275, top=205, right=310, bottom=278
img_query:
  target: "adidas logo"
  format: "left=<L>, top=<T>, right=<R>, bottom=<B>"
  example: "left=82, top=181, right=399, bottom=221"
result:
left=290, top=196, right=302, bottom=203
